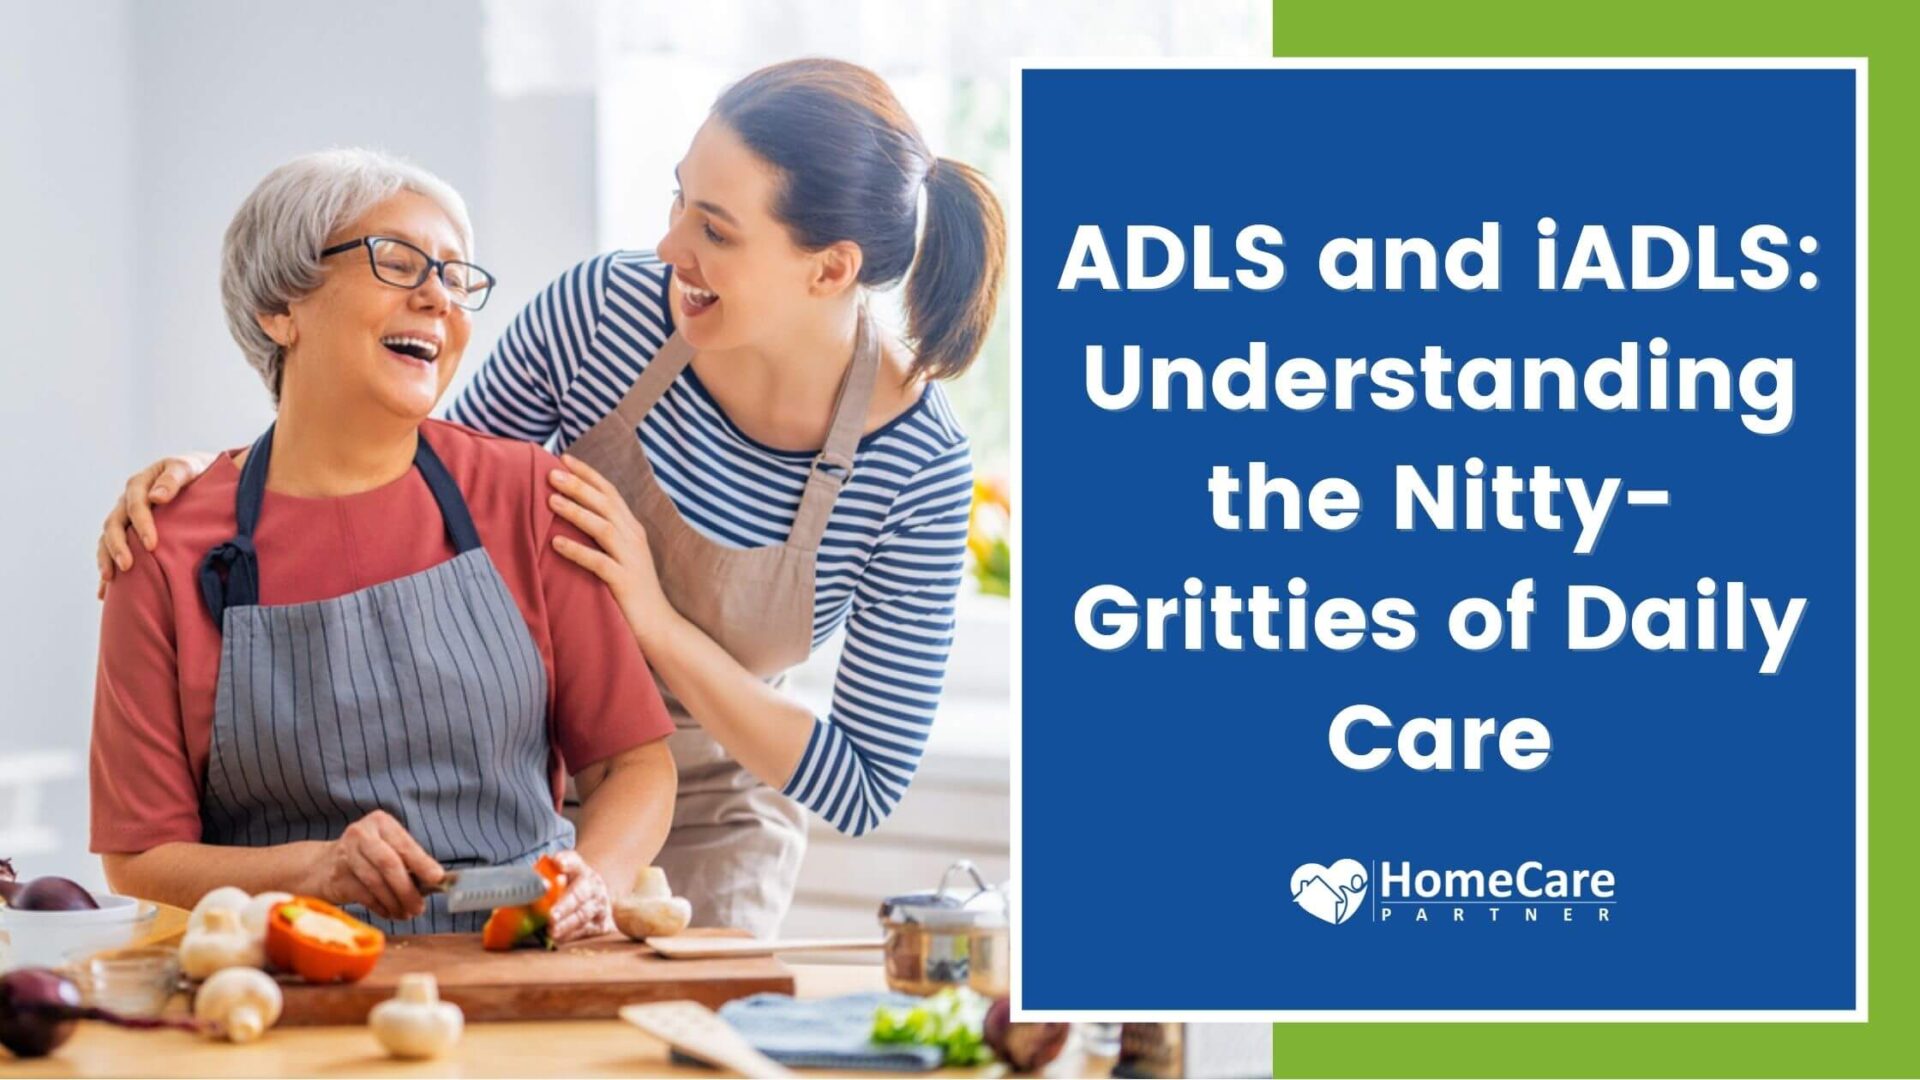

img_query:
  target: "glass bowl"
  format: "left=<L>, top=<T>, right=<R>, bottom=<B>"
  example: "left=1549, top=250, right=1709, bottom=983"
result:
left=67, top=945, right=183, bottom=1018
left=0, top=894, right=157, bottom=971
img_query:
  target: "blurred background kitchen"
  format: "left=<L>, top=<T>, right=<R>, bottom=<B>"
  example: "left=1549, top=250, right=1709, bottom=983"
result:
left=2, top=1, right=1269, bottom=1070
left=0, top=0, right=1262, bottom=902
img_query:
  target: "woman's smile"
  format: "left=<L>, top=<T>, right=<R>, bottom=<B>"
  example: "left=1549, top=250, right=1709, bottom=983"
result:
left=379, top=331, right=442, bottom=369
left=675, top=275, right=720, bottom=319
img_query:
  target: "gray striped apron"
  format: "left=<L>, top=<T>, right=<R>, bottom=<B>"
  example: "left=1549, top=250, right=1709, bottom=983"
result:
left=564, top=305, right=882, bottom=938
left=196, top=425, right=574, bottom=935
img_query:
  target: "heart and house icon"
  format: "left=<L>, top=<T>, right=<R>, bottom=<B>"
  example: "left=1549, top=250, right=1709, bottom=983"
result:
left=1291, top=859, right=1368, bottom=925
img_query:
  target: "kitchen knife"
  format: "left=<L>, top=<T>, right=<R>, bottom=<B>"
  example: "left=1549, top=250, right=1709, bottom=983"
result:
left=424, top=865, right=551, bottom=913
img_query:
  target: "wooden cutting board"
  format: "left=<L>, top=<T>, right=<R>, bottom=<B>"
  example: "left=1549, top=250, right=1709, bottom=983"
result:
left=276, top=930, right=793, bottom=1025
left=130, top=900, right=192, bottom=948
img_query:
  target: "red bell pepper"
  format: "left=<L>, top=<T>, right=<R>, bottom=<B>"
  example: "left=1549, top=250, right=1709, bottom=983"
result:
left=480, top=855, right=567, bottom=951
left=265, top=897, right=385, bottom=982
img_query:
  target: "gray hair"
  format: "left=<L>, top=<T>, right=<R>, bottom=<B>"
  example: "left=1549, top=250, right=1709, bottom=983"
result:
left=221, top=148, right=474, bottom=399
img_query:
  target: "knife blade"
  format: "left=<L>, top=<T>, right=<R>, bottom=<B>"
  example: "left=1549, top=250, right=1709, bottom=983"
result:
left=424, top=865, right=550, bottom=913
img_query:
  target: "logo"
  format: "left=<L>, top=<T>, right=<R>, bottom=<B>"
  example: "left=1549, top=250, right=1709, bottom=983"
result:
left=1290, top=859, right=1368, bottom=925
left=1288, top=857, right=1619, bottom=926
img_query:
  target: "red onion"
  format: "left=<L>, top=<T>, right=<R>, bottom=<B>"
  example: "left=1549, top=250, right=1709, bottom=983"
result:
left=0, top=968, right=200, bottom=1060
left=0, top=859, right=99, bottom=911
left=0, top=968, right=81, bottom=1057
left=983, top=996, right=1070, bottom=1071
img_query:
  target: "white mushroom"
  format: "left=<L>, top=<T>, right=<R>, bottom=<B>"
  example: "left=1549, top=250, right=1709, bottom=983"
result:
left=629, top=866, right=673, bottom=901
left=369, top=973, right=464, bottom=1060
left=613, top=895, right=692, bottom=940
left=187, top=886, right=252, bottom=932
left=193, top=966, right=283, bottom=1043
left=612, top=866, right=691, bottom=939
left=240, top=891, right=293, bottom=943
left=180, top=907, right=264, bottom=978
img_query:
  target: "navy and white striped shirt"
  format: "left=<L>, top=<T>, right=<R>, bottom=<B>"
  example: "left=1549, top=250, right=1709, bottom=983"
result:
left=447, top=251, right=972, bottom=836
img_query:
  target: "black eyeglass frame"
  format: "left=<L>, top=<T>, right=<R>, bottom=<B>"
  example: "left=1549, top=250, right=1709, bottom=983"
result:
left=319, top=235, right=497, bottom=311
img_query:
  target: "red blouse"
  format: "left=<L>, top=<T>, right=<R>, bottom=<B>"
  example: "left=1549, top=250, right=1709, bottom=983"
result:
left=91, top=419, right=673, bottom=853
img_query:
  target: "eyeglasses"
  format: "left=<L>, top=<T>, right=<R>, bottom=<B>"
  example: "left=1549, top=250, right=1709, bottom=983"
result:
left=319, top=236, right=496, bottom=311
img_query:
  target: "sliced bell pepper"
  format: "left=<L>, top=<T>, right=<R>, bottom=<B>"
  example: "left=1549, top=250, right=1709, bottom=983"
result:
left=481, top=855, right=567, bottom=952
left=265, top=896, right=385, bottom=983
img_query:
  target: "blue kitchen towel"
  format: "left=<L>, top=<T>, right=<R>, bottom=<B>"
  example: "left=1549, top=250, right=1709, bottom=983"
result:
left=687, top=992, right=946, bottom=1071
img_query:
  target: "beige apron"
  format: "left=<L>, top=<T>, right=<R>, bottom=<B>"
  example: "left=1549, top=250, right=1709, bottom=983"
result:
left=566, top=310, right=881, bottom=938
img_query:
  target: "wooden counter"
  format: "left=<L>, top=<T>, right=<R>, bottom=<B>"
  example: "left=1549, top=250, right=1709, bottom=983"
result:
left=16, top=963, right=1108, bottom=1078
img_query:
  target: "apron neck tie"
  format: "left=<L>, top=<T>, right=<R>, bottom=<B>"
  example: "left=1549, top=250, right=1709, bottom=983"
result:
left=198, top=424, right=482, bottom=627
left=197, top=534, right=259, bottom=626
left=198, top=426, right=275, bottom=626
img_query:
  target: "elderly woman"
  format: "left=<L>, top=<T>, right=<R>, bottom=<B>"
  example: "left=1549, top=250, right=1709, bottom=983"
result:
left=90, top=149, right=676, bottom=940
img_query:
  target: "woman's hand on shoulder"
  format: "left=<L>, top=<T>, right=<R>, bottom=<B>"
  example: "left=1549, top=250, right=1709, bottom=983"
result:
left=547, top=453, right=678, bottom=647
left=96, top=451, right=218, bottom=597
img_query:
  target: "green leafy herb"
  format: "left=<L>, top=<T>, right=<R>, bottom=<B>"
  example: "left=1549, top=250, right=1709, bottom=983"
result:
left=872, top=987, right=994, bottom=1065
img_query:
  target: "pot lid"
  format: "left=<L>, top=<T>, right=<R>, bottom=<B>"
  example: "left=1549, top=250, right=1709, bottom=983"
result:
left=879, top=860, right=1008, bottom=928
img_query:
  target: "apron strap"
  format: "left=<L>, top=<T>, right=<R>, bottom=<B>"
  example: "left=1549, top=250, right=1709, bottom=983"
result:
left=197, top=427, right=275, bottom=624
left=609, top=331, right=696, bottom=430
left=199, top=425, right=483, bottom=625
left=586, top=268, right=697, bottom=437
left=414, top=435, right=484, bottom=554
left=789, top=308, right=882, bottom=552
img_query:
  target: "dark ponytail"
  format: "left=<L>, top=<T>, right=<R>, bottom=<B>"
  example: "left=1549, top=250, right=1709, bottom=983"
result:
left=713, top=59, right=1005, bottom=380
left=908, top=158, right=1005, bottom=380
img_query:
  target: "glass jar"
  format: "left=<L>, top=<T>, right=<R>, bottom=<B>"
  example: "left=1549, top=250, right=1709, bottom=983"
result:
left=71, top=946, right=181, bottom=1018
left=878, top=860, right=1010, bottom=997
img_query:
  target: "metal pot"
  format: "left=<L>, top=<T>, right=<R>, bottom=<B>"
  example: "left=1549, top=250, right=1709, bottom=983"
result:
left=877, top=860, right=1009, bottom=997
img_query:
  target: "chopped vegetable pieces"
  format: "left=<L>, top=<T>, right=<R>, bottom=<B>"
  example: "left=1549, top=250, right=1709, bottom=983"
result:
left=480, top=855, right=566, bottom=952
left=871, top=987, right=993, bottom=1066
